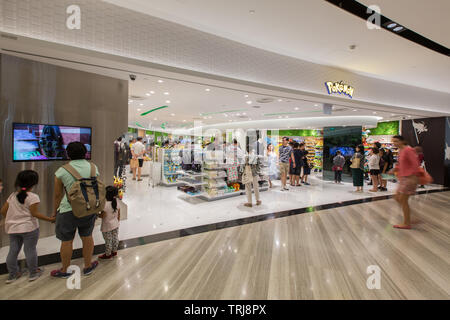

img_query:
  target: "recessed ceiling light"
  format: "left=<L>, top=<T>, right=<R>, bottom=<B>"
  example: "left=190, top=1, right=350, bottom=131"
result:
left=243, top=112, right=246, bottom=115
left=244, top=94, right=249, bottom=98
left=137, top=108, right=141, bottom=111
left=294, top=107, right=299, bottom=110
left=150, top=91, right=155, bottom=94
left=158, top=80, right=164, bottom=83
left=373, top=112, right=377, bottom=114
left=237, top=113, right=241, bottom=116
left=166, top=100, right=171, bottom=104
left=391, top=114, right=396, bottom=116
left=171, top=113, right=175, bottom=116
left=183, top=120, right=186, bottom=122
left=393, top=26, right=404, bottom=32
left=164, top=92, right=169, bottom=95
left=314, top=104, right=319, bottom=107
left=154, top=118, right=157, bottom=120
left=278, top=99, right=282, bottom=102
left=129, top=100, right=133, bottom=103
left=246, top=101, right=252, bottom=105
left=387, top=23, right=397, bottom=29
left=353, top=109, right=357, bottom=112
left=205, top=88, right=210, bottom=92
left=408, top=115, right=412, bottom=118
left=224, top=114, right=228, bottom=117
left=140, top=103, right=143, bottom=106
left=146, top=93, right=151, bottom=96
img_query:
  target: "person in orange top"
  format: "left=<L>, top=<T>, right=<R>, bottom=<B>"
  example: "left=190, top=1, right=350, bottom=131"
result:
left=390, top=135, right=420, bottom=230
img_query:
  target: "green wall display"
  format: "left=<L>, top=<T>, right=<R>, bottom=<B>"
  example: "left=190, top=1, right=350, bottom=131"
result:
left=368, top=121, right=399, bottom=136
left=268, top=129, right=321, bottom=137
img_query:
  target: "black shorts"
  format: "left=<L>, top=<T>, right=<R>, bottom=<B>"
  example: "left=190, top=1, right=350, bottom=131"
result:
left=138, top=159, right=144, bottom=167
left=290, top=166, right=301, bottom=176
left=370, top=169, right=380, bottom=176
left=55, top=211, right=97, bottom=242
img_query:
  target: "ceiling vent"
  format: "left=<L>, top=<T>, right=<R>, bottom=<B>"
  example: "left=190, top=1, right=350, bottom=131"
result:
left=256, top=97, right=274, bottom=104
left=129, top=95, right=146, bottom=100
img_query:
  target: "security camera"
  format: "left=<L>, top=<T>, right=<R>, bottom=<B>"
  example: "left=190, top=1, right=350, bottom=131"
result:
left=129, top=74, right=137, bottom=81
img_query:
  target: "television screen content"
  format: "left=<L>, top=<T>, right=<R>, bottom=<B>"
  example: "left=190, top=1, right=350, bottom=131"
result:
left=13, top=123, right=92, bottom=161
left=330, top=146, right=355, bottom=157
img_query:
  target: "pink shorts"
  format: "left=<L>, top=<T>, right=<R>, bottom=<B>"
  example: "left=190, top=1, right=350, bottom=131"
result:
left=397, top=176, right=418, bottom=195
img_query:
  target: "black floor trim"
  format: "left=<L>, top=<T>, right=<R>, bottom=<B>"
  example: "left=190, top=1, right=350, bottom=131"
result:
left=0, top=188, right=448, bottom=275
left=325, top=0, right=450, bottom=57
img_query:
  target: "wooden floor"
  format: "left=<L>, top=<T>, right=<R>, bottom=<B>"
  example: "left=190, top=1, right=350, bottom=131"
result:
left=1, top=191, right=449, bottom=300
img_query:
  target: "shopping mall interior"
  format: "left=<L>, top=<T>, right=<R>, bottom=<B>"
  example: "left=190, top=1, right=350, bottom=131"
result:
left=0, top=0, right=449, bottom=302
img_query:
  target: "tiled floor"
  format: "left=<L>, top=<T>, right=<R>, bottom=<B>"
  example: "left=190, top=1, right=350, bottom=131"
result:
left=0, top=172, right=445, bottom=263
left=0, top=191, right=448, bottom=299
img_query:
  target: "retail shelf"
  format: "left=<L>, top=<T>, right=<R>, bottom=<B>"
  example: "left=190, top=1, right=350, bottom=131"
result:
left=200, top=191, right=241, bottom=201
left=178, top=178, right=208, bottom=187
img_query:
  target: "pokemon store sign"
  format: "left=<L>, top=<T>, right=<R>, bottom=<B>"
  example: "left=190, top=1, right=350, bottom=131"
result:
left=325, top=81, right=355, bottom=99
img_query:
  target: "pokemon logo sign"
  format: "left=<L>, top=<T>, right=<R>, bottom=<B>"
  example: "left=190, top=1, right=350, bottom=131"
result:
left=325, top=81, right=355, bottom=99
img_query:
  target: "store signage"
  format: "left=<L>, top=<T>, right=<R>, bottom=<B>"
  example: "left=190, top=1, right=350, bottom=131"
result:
left=325, top=81, right=355, bottom=99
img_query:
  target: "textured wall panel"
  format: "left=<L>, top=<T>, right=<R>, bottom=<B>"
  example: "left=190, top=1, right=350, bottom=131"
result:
left=0, top=0, right=449, bottom=113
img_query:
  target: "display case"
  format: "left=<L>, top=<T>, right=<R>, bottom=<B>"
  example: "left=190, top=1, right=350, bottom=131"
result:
left=159, top=148, right=183, bottom=186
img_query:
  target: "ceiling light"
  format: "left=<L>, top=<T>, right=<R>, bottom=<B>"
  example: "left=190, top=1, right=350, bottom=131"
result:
left=278, top=116, right=282, bottom=119
left=164, top=92, right=169, bottom=95
left=373, top=112, right=377, bottom=114
left=137, top=108, right=141, bottom=111
left=391, top=114, right=396, bottom=116
left=353, top=109, right=357, bottom=112
left=229, top=120, right=233, bottom=122
left=129, top=100, right=133, bottom=103
left=183, top=120, right=186, bottom=122
left=171, top=113, right=175, bottom=116
left=166, top=100, right=171, bottom=104
left=146, top=93, right=151, bottom=96
left=150, top=91, right=155, bottom=94
left=285, top=116, right=289, bottom=118
left=154, top=118, right=157, bottom=120
left=387, top=23, right=397, bottom=29
left=246, top=101, right=252, bottom=105
left=278, top=99, right=282, bottom=102
left=244, top=94, right=249, bottom=98
left=236, top=113, right=241, bottom=116
left=224, top=114, right=228, bottom=117
left=314, top=104, right=319, bottom=107
left=140, top=103, right=143, bottom=106
left=205, top=88, right=211, bottom=92
left=158, top=80, right=164, bottom=83
left=408, top=115, right=412, bottom=118
left=294, top=107, right=299, bottom=110
left=243, top=112, right=246, bottom=115
left=393, top=26, right=404, bottom=32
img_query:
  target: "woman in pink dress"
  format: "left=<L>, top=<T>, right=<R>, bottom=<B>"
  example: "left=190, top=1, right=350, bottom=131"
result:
left=390, top=136, right=420, bottom=229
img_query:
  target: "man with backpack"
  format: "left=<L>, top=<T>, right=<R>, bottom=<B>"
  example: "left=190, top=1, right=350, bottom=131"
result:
left=51, top=142, right=106, bottom=278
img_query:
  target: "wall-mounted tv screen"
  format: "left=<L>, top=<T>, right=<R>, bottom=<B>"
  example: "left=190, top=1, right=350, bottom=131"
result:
left=330, top=146, right=355, bottom=157
left=13, top=123, right=92, bottom=161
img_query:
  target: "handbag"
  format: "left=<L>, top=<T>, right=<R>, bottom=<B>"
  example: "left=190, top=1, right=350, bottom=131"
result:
left=332, top=166, right=343, bottom=171
left=350, top=157, right=360, bottom=169
left=242, top=165, right=253, bottom=184
left=417, top=167, right=433, bottom=185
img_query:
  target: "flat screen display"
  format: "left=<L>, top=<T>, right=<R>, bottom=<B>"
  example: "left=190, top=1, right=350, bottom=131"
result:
left=13, top=123, right=92, bottom=161
left=330, top=146, right=355, bottom=157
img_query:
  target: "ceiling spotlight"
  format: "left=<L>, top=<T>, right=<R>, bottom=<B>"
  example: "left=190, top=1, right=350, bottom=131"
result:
left=408, top=115, right=412, bottom=118
left=393, top=26, right=404, bottom=32
left=166, top=100, right=171, bottom=104
left=244, top=94, right=249, bottom=98
left=314, top=104, right=319, bottom=107
left=224, top=114, right=228, bottom=117
left=243, top=112, right=246, bottom=115
left=150, top=91, right=155, bottom=94
left=391, top=113, right=396, bottom=116
left=205, top=88, right=211, bottom=92
left=236, top=113, right=241, bottom=116
left=137, top=108, right=141, bottom=111
left=140, top=103, right=144, bottom=106
left=278, top=99, right=282, bottom=102
left=246, top=101, right=252, bottom=105
left=164, top=92, right=169, bottom=95
left=171, top=113, right=175, bottom=116
left=158, top=80, right=164, bottom=83
left=129, top=100, right=133, bottom=103
left=294, top=107, right=299, bottom=110
left=154, top=118, right=157, bottom=120
left=387, top=23, right=397, bottom=29
left=183, top=120, right=186, bottom=122
left=145, top=93, right=151, bottom=96
left=353, top=109, right=357, bottom=112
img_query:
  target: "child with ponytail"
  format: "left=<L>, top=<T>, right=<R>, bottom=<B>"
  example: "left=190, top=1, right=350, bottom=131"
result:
left=0, top=170, right=55, bottom=283
left=98, top=186, right=120, bottom=259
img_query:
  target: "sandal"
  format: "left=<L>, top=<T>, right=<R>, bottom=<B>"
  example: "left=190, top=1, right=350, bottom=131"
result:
left=393, top=224, right=411, bottom=230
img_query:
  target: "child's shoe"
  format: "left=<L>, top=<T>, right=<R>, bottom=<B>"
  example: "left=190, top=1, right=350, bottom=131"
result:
left=99, top=254, right=112, bottom=260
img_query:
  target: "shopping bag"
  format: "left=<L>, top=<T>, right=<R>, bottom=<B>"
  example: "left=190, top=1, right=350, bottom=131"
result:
left=417, top=168, right=433, bottom=185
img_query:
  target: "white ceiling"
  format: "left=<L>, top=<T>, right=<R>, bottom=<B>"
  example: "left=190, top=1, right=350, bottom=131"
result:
left=127, top=75, right=415, bottom=130
left=104, top=0, right=450, bottom=94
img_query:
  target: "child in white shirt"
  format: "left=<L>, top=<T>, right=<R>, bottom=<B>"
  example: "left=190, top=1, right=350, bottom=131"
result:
left=98, top=186, right=121, bottom=259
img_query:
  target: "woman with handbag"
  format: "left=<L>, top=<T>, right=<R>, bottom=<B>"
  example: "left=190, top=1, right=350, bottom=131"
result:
left=241, top=153, right=262, bottom=208
left=332, top=150, right=345, bottom=184
left=350, top=145, right=365, bottom=192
